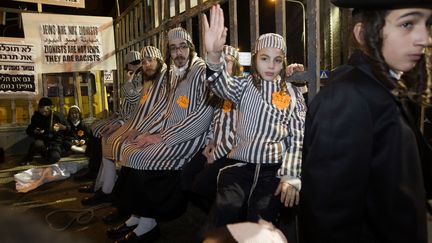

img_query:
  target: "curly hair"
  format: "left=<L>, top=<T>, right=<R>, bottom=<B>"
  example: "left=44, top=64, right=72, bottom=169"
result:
left=352, top=10, right=407, bottom=92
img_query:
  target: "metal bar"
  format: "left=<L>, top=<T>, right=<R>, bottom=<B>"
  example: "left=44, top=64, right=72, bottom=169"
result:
left=87, top=72, right=94, bottom=119
left=197, top=0, right=204, bottom=56
left=275, top=0, right=286, bottom=40
left=58, top=76, right=65, bottom=115
left=249, top=0, right=259, bottom=49
left=28, top=100, right=33, bottom=122
left=306, top=0, right=320, bottom=102
left=117, top=0, right=227, bottom=51
left=228, top=0, right=238, bottom=47
left=11, top=99, right=16, bottom=124
left=175, top=0, right=180, bottom=15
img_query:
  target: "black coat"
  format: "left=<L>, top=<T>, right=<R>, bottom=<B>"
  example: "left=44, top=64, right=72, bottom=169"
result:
left=67, top=119, right=91, bottom=142
left=299, top=51, right=430, bottom=243
left=26, top=110, right=69, bottom=145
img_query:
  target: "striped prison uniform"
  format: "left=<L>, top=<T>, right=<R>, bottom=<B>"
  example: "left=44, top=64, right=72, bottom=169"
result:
left=206, top=64, right=306, bottom=188
left=206, top=98, right=237, bottom=161
left=119, top=54, right=214, bottom=170
left=102, top=65, right=168, bottom=161
left=203, top=62, right=306, bottom=228
left=91, top=70, right=143, bottom=138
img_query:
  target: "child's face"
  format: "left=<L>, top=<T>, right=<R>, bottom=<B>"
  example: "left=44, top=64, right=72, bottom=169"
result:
left=382, top=8, right=432, bottom=72
left=69, top=108, right=80, bottom=123
left=141, top=57, right=159, bottom=79
left=256, top=47, right=284, bottom=81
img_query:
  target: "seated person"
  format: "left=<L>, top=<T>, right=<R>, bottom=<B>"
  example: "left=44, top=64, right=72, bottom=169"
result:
left=24, top=97, right=69, bottom=164
left=67, top=105, right=90, bottom=154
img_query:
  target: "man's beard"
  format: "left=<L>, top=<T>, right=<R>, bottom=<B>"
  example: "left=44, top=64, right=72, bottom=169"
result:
left=142, top=65, right=162, bottom=81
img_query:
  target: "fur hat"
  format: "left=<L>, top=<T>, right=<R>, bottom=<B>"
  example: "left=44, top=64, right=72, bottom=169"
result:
left=223, top=45, right=240, bottom=61
left=38, top=97, right=52, bottom=107
left=332, top=0, right=432, bottom=9
left=167, top=27, right=193, bottom=45
left=140, top=46, right=164, bottom=63
left=254, top=33, right=287, bottom=56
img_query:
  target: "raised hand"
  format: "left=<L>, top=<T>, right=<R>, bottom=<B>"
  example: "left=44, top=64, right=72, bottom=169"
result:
left=202, top=4, right=227, bottom=64
left=286, top=63, right=305, bottom=77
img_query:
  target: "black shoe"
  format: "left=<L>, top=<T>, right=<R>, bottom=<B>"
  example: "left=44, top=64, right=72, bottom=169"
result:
left=78, top=184, right=94, bottom=193
left=107, top=223, right=137, bottom=239
left=74, top=171, right=97, bottom=181
left=114, top=225, right=160, bottom=243
left=81, top=190, right=112, bottom=206
left=103, top=210, right=129, bottom=224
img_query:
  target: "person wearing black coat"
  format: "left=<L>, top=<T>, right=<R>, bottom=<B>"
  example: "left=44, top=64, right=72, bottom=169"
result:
left=300, top=0, right=432, bottom=243
left=25, top=97, right=70, bottom=164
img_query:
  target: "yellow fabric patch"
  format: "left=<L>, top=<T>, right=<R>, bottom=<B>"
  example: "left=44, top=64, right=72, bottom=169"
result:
left=140, top=93, right=149, bottom=105
left=272, top=91, right=291, bottom=110
left=77, top=130, right=84, bottom=137
left=177, top=95, right=189, bottom=109
left=222, top=100, right=233, bottom=113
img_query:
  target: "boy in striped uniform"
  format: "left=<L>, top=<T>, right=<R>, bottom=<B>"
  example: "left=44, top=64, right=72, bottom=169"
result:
left=203, top=4, right=306, bottom=231
left=81, top=47, right=168, bottom=207
left=76, top=51, right=143, bottom=181
left=110, top=27, right=214, bottom=242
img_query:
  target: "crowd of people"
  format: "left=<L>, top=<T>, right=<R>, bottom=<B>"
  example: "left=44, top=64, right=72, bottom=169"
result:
left=22, top=0, right=432, bottom=242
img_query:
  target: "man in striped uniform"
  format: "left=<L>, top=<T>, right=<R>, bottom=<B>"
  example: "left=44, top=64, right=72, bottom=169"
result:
left=111, top=27, right=214, bottom=243
left=76, top=51, right=143, bottom=181
left=81, top=47, right=168, bottom=207
left=203, top=4, right=305, bottom=233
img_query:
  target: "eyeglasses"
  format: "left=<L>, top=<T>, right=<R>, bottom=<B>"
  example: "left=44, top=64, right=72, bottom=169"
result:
left=169, top=44, right=189, bottom=53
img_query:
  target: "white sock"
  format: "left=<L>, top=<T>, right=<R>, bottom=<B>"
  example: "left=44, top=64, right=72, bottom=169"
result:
left=101, top=158, right=117, bottom=194
left=125, top=215, right=140, bottom=227
left=93, top=161, right=105, bottom=191
left=133, top=217, right=157, bottom=236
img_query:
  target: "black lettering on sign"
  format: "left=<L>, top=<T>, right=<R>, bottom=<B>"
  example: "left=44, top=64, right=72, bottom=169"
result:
left=0, top=73, right=35, bottom=92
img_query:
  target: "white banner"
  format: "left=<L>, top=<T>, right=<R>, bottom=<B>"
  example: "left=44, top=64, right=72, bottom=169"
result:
left=41, top=23, right=102, bottom=64
left=22, top=13, right=117, bottom=73
left=0, top=40, right=38, bottom=95
left=12, top=0, right=85, bottom=8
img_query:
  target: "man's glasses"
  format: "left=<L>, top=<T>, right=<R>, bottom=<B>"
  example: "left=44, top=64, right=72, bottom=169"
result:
left=169, top=44, right=189, bottom=53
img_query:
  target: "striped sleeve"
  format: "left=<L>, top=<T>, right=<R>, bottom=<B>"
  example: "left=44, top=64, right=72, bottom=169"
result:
left=206, top=62, right=246, bottom=105
left=278, top=86, right=306, bottom=181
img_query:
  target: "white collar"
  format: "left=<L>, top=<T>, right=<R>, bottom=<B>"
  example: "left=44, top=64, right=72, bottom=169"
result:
left=389, top=69, right=403, bottom=80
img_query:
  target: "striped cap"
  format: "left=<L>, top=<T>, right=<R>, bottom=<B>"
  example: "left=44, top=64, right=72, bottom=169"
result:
left=223, top=45, right=239, bottom=61
left=140, top=46, right=164, bottom=62
left=125, top=51, right=141, bottom=64
left=167, top=27, right=193, bottom=44
left=254, top=33, right=287, bottom=56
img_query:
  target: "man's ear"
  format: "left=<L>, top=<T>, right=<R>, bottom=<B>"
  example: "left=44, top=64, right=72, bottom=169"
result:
left=353, top=22, right=365, bottom=45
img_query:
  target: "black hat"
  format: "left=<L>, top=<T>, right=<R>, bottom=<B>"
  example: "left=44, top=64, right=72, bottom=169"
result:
left=332, top=0, right=432, bottom=9
left=38, top=97, right=52, bottom=107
